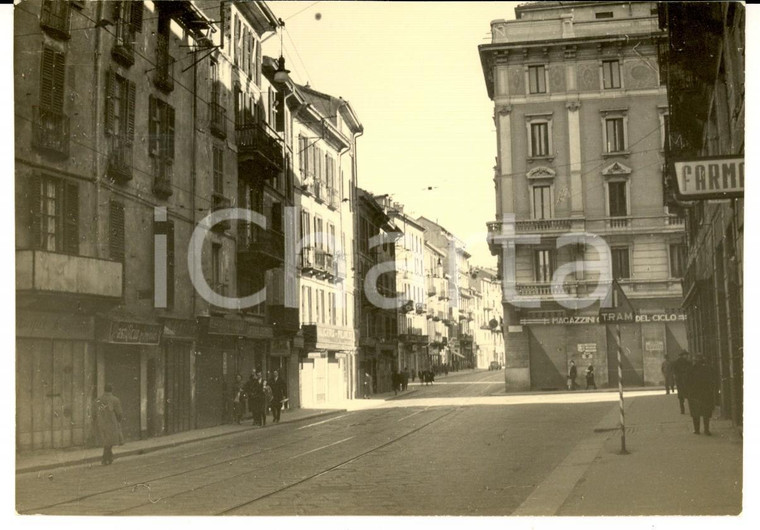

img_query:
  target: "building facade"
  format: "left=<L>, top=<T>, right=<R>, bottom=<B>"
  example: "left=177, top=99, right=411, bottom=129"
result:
left=480, top=1, right=688, bottom=391
left=424, top=241, right=451, bottom=368
left=660, top=2, right=744, bottom=426
left=472, top=268, right=505, bottom=369
left=15, top=0, right=303, bottom=451
left=293, top=83, right=362, bottom=406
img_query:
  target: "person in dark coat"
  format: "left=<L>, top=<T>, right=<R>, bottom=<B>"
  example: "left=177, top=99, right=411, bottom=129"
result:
left=95, top=384, right=123, bottom=466
left=585, top=365, right=597, bottom=390
left=269, top=370, right=287, bottom=423
left=671, top=351, right=692, bottom=414
left=662, top=355, right=675, bottom=394
left=261, top=379, right=273, bottom=426
left=568, top=360, right=578, bottom=390
left=362, top=372, right=372, bottom=398
left=231, top=373, right=245, bottom=425
left=244, top=369, right=257, bottom=421
left=392, top=370, right=400, bottom=395
left=686, top=355, right=716, bottom=435
left=401, top=368, right=409, bottom=391
left=246, top=371, right=264, bottom=426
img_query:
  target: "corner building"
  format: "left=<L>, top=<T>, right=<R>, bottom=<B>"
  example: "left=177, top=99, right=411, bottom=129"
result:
left=480, top=2, right=688, bottom=391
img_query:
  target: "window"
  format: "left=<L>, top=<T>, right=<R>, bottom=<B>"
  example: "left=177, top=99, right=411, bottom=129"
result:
left=532, top=185, right=552, bottom=220
left=109, top=200, right=125, bottom=261
left=301, top=209, right=311, bottom=248
left=40, top=1, right=71, bottom=39
left=602, top=60, right=621, bottom=89
left=534, top=250, right=554, bottom=282
left=148, top=96, right=175, bottom=161
left=212, top=145, right=224, bottom=195
left=608, top=181, right=628, bottom=217
left=314, top=216, right=323, bottom=249
left=29, top=174, right=78, bottom=254
left=528, top=65, right=546, bottom=94
left=595, top=11, right=614, bottom=19
left=35, top=47, right=69, bottom=156
left=611, top=248, right=630, bottom=279
left=670, top=244, right=687, bottom=278
left=530, top=122, right=549, bottom=157
left=111, top=1, right=143, bottom=66
left=212, top=243, right=223, bottom=295
left=604, top=117, right=626, bottom=152
left=661, top=113, right=670, bottom=150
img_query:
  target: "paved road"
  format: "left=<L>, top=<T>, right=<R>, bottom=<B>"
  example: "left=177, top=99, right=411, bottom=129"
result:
left=17, top=370, right=615, bottom=515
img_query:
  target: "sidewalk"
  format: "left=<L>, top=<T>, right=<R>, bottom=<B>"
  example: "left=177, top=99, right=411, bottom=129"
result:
left=16, top=407, right=345, bottom=475
left=521, top=393, right=743, bottom=516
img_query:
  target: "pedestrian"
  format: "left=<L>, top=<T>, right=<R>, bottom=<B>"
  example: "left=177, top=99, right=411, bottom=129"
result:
left=402, top=367, right=409, bottom=391
left=391, top=370, right=399, bottom=395
left=245, top=369, right=257, bottom=421
left=444, top=364, right=449, bottom=376
left=95, top=384, right=123, bottom=466
left=231, top=373, right=245, bottom=425
left=568, top=360, right=578, bottom=390
left=672, top=351, right=692, bottom=414
left=686, top=355, right=716, bottom=435
left=418, top=370, right=423, bottom=384
left=247, top=371, right=264, bottom=426
left=269, top=370, right=287, bottom=424
left=261, top=379, right=273, bottom=427
left=363, top=372, right=372, bottom=399
left=662, top=354, right=675, bottom=394
left=411, top=370, right=416, bottom=383
left=585, top=365, right=597, bottom=390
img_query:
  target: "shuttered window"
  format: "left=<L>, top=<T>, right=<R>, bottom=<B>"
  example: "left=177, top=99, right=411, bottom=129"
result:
left=109, top=200, right=125, bottom=261
left=29, top=175, right=78, bottom=254
left=154, top=218, right=175, bottom=307
left=213, top=145, right=224, bottom=195
left=105, top=70, right=135, bottom=145
left=40, top=47, right=65, bottom=112
left=148, top=95, right=175, bottom=160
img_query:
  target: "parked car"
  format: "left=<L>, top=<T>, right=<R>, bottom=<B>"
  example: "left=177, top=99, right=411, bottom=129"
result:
left=489, top=361, right=501, bottom=371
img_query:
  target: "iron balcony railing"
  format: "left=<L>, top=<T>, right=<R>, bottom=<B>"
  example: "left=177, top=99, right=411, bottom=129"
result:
left=107, top=141, right=133, bottom=183
left=209, top=100, right=226, bottom=139
left=32, top=106, right=70, bottom=158
left=40, top=0, right=70, bottom=39
left=154, top=34, right=175, bottom=93
left=235, top=121, right=283, bottom=171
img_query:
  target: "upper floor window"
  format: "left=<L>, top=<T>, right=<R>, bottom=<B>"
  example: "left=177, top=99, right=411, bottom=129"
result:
left=29, top=174, right=78, bottom=254
left=109, top=200, right=125, bottom=262
left=148, top=96, right=175, bottom=162
left=669, top=243, right=687, bottom=278
left=611, top=247, right=630, bottom=279
left=595, top=11, right=614, bottom=19
left=528, top=65, right=547, bottom=94
left=604, top=117, right=626, bottom=153
left=602, top=60, right=621, bottom=89
left=40, top=0, right=71, bottom=40
left=532, top=185, right=552, bottom=220
left=530, top=122, right=549, bottom=157
left=534, top=249, right=554, bottom=282
left=608, top=181, right=628, bottom=217
left=111, top=1, right=143, bottom=67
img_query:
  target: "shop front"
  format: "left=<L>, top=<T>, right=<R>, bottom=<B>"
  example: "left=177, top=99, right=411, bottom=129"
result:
left=161, top=318, right=197, bottom=435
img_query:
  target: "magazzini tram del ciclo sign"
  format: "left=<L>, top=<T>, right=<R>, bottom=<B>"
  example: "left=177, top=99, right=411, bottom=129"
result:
left=672, top=156, right=744, bottom=199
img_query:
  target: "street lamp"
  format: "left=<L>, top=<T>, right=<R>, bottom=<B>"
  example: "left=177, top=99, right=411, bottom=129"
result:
left=273, top=18, right=290, bottom=84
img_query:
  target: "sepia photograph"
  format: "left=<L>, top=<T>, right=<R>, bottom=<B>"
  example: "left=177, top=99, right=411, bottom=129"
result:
left=6, top=0, right=750, bottom=520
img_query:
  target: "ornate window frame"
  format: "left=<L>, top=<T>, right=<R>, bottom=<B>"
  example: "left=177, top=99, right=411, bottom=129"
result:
left=526, top=112, right=554, bottom=161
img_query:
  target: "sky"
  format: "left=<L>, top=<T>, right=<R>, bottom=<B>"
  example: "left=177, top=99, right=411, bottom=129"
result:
left=262, top=1, right=520, bottom=267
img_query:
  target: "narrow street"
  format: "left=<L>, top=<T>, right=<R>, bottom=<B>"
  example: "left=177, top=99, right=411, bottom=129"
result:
left=17, top=370, right=615, bottom=516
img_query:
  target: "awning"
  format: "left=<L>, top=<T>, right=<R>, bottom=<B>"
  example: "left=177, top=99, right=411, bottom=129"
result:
left=452, top=352, right=465, bottom=359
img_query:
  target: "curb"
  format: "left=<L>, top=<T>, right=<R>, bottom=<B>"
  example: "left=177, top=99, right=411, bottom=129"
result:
left=386, top=389, right=419, bottom=401
left=16, top=409, right=347, bottom=475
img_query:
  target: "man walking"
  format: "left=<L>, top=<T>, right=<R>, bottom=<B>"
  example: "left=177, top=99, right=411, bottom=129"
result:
left=662, top=354, right=675, bottom=394
left=95, top=384, right=123, bottom=466
left=568, top=360, right=578, bottom=390
left=672, top=351, right=691, bottom=414
left=686, top=355, right=716, bottom=435
left=247, top=371, right=264, bottom=426
left=269, top=370, right=287, bottom=424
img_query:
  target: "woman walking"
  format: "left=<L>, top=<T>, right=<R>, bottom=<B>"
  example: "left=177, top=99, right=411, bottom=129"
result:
left=95, top=384, right=123, bottom=466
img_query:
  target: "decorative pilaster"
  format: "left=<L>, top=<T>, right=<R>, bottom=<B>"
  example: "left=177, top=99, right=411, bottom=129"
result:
left=566, top=100, right=583, bottom=216
left=495, top=105, right=514, bottom=221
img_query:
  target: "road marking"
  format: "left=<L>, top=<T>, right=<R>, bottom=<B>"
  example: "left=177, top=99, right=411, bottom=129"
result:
left=289, top=436, right=355, bottom=460
left=297, top=414, right=349, bottom=430
left=397, top=409, right=426, bottom=422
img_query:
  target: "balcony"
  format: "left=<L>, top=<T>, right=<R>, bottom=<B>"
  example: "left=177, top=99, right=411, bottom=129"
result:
left=107, top=142, right=133, bottom=183
left=153, top=35, right=175, bottom=93
left=415, top=303, right=426, bottom=314
left=236, top=121, right=284, bottom=174
left=17, top=249, right=122, bottom=300
left=152, top=157, right=173, bottom=199
left=40, top=0, right=70, bottom=40
left=509, top=278, right=683, bottom=301
left=427, top=284, right=437, bottom=297
left=333, top=252, right=347, bottom=282
left=434, top=311, right=443, bottom=322
left=210, top=193, right=231, bottom=232
left=327, top=188, right=340, bottom=210
left=32, top=107, right=69, bottom=159
left=209, top=101, right=226, bottom=139
left=585, top=215, right=687, bottom=235
left=314, top=249, right=335, bottom=280
left=300, top=247, right=316, bottom=275
left=111, top=24, right=134, bottom=67
left=238, top=225, right=284, bottom=270
left=401, top=299, right=414, bottom=314
left=313, top=179, right=325, bottom=203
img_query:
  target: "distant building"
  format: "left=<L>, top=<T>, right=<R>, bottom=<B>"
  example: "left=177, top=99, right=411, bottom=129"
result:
left=479, top=1, right=687, bottom=391
left=424, top=241, right=451, bottom=367
left=472, top=268, right=505, bottom=369
left=659, top=3, right=744, bottom=425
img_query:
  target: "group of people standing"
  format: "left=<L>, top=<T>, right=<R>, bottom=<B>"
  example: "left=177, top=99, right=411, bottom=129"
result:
left=230, top=369, right=288, bottom=427
left=566, top=360, right=597, bottom=390
left=662, top=352, right=716, bottom=435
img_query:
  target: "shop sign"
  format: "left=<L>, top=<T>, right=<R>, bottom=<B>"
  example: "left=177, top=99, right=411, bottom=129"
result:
left=17, top=311, right=94, bottom=341
left=521, top=312, right=687, bottom=326
left=508, top=325, right=523, bottom=333
left=673, top=156, right=744, bottom=199
left=636, top=313, right=687, bottom=323
left=270, top=338, right=291, bottom=357
left=101, top=321, right=163, bottom=345
left=206, top=317, right=274, bottom=339
left=162, top=318, right=197, bottom=340
left=645, top=340, right=665, bottom=352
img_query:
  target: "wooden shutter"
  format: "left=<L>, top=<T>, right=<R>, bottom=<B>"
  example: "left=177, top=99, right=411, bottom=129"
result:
left=130, top=1, right=143, bottom=33
left=63, top=181, right=79, bottom=255
left=148, top=94, right=157, bottom=155
left=105, top=70, right=116, bottom=136
left=126, top=80, right=136, bottom=146
left=109, top=200, right=125, bottom=261
left=28, top=174, right=41, bottom=249
left=40, top=47, right=65, bottom=111
left=255, top=36, right=262, bottom=85
left=166, top=104, right=175, bottom=161
left=166, top=219, right=175, bottom=307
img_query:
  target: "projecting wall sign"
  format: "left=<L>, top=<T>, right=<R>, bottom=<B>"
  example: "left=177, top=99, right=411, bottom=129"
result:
left=673, top=156, right=744, bottom=199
